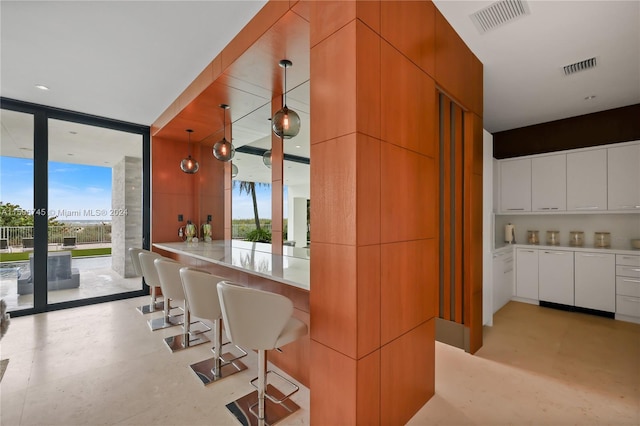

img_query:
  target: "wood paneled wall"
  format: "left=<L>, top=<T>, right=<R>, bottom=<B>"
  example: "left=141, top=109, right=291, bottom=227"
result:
left=310, top=1, right=482, bottom=424
left=493, top=104, right=640, bottom=159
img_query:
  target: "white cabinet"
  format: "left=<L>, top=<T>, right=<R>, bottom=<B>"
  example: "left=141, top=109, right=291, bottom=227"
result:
left=493, top=250, right=514, bottom=313
left=500, top=158, right=531, bottom=212
left=574, top=252, right=615, bottom=312
left=516, top=248, right=538, bottom=300
left=538, top=250, right=574, bottom=305
left=616, top=255, right=640, bottom=320
left=567, top=149, right=607, bottom=211
left=608, top=143, right=640, bottom=211
left=532, top=155, right=566, bottom=211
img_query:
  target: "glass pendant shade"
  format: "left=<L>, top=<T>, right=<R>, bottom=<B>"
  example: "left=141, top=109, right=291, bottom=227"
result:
left=231, top=163, right=239, bottom=178
left=271, top=59, right=301, bottom=139
left=213, top=104, right=235, bottom=162
left=180, top=155, right=199, bottom=174
left=272, top=106, right=301, bottom=139
left=213, top=138, right=235, bottom=162
left=180, top=129, right=199, bottom=174
left=263, top=150, right=272, bottom=168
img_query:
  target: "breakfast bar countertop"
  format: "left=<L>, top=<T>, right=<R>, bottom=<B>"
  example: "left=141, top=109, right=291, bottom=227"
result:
left=152, top=240, right=310, bottom=290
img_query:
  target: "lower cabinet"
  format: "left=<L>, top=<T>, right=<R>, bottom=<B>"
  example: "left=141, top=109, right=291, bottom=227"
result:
left=493, top=250, right=514, bottom=313
left=539, top=250, right=574, bottom=305
left=574, top=252, right=615, bottom=312
left=616, top=255, right=640, bottom=320
left=516, top=248, right=538, bottom=300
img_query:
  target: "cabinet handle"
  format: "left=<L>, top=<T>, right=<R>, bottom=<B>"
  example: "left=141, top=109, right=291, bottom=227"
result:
left=618, top=205, right=640, bottom=209
left=622, top=278, right=640, bottom=283
left=621, top=268, right=640, bottom=272
left=507, top=208, right=525, bottom=211
left=621, top=296, right=640, bottom=303
left=520, top=250, right=536, bottom=253
left=620, top=256, right=639, bottom=261
left=544, top=251, right=568, bottom=255
left=575, top=206, right=599, bottom=210
left=504, top=269, right=513, bottom=274
left=580, top=254, right=608, bottom=258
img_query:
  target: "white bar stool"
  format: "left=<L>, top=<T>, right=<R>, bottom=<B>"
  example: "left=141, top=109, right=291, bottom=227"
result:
left=217, top=281, right=308, bottom=426
left=179, top=268, right=248, bottom=385
left=138, top=251, right=183, bottom=331
left=129, top=248, right=164, bottom=314
left=154, top=258, right=210, bottom=352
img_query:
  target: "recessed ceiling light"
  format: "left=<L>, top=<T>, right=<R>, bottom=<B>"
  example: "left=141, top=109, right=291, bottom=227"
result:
left=584, top=95, right=596, bottom=100
left=67, top=153, right=74, bottom=156
left=69, top=131, right=78, bottom=135
left=35, top=84, right=50, bottom=91
left=295, top=145, right=301, bottom=148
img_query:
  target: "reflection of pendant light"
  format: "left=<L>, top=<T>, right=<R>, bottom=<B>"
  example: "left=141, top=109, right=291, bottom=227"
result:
left=213, top=104, right=235, bottom=162
left=231, top=163, right=239, bottom=178
left=180, top=129, right=199, bottom=174
left=263, top=150, right=272, bottom=168
left=272, top=59, right=300, bottom=139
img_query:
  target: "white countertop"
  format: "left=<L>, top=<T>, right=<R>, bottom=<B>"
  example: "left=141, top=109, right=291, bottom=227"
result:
left=494, top=243, right=640, bottom=256
left=153, top=240, right=310, bottom=290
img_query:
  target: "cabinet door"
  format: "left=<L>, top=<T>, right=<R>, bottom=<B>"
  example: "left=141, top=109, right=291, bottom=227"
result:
left=608, top=143, right=640, bottom=211
left=500, top=158, right=531, bottom=212
left=516, top=248, right=538, bottom=300
left=574, top=252, right=615, bottom=312
left=493, top=252, right=514, bottom=313
left=532, top=155, right=566, bottom=211
left=567, top=149, right=607, bottom=211
left=539, top=250, right=574, bottom=305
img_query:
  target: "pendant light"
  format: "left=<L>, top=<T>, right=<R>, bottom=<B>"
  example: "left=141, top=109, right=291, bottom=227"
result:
left=180, top=129, right=199, bottom=174
left=272, top=59, right=300, bottom=139
left=213, top=104, right=235, bottom=162
left=231, top=163, right=239, bottom=178
left=263, top=150, right=272, bottom=168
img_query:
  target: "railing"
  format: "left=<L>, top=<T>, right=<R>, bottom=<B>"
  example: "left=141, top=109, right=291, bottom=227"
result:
left=0, top=225, right=111, bottom=248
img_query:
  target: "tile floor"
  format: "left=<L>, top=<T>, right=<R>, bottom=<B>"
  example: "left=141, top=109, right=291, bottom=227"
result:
left=1, top=300, right=638, bottom=425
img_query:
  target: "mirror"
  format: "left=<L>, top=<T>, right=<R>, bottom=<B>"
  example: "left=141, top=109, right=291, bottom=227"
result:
left=227, top=80, right=310, bottom=250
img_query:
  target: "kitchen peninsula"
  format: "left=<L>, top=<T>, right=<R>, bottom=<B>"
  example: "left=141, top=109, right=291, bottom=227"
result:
left=152, top=240, right=311, bottom=386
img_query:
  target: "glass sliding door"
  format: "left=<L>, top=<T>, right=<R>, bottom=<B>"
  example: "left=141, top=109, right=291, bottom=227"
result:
left=0, top=109, right=35, bottom=312
left=46, top=118, right=143, bottom=304
left=1, top=98, right=150, bottom=316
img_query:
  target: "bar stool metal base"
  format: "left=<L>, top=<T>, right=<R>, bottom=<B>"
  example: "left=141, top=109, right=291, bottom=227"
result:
left=164, top=332, right=210, bottom=352
left=136, top=300, right=164, bottom=314
left=225, top=385, right=300, bottom=426
left=147, top=313, right=183, bottom=331
left=190, top=354, right=247, bottom=385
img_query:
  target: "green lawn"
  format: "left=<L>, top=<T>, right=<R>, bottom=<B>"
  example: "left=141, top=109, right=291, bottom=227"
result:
left=0, top=247, right=111, bottom=263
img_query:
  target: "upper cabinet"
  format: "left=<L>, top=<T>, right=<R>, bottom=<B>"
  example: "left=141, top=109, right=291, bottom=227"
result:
left=608, top=144, right=640, bottom=211
left=500, top=158, right=531, bottom=212
left=497, top=141, right=640, bottom=214
left=531, top=154, right=566, bottom=212
left=567, top=149, right=607, bottom=211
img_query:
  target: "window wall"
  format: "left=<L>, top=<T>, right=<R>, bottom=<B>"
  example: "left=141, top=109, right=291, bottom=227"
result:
left=0, top=98, right=150, bottom=315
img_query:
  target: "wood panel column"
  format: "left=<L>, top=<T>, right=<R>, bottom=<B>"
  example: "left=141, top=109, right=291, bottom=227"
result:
left=310, top=1, right=438, bottom=424
left=271, top=96, right=284, bottom=254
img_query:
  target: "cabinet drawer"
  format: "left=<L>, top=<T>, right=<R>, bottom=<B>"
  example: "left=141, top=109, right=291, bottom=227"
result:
left=616, top=295, right=640, bottom=317
left=616, top=265, right=640, bottom=279
left=617, top=276, right=640, bottom=297
left=616, top=255, right=640, bottom=267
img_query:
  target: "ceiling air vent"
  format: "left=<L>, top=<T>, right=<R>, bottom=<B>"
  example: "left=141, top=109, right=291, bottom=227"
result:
left=563, top=57, right=597, bottom=75
left=470, top=0, right=531, bottom=34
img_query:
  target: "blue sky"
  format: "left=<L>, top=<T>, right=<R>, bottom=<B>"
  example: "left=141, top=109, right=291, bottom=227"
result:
left=1, top=156, right=283, bottom=221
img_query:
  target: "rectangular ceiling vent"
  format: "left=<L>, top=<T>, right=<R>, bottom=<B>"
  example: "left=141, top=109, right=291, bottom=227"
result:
left=470, top=0, right=531, bottom=34
left=563, top=57, right=597, bottom=75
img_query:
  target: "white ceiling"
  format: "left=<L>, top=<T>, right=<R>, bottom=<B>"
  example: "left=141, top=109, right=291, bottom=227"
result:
left=1, top=0, right=638, bottom=174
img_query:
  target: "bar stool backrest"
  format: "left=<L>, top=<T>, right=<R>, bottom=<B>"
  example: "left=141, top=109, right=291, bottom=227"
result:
left=138, top=251, right=164, bottom=288
left=217, top=281, right=293, bottom=350
left=129, top=248, right=147, bottom=276
left=154, top=258, right=185, bottom=301
left=179, top=268, right=227, bottom=321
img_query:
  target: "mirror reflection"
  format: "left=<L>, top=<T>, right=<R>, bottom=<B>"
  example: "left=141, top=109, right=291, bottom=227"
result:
left=229, top=80, right=310, bottom=249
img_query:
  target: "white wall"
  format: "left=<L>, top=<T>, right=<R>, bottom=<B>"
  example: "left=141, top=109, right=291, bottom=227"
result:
left=483, top=129, right=494, bottom=326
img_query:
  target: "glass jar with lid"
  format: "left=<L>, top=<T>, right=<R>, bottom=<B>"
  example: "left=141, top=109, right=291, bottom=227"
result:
left=569, top=231, right=584, bottom=247
left=594, top=232, right=611, bottom=248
